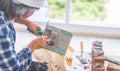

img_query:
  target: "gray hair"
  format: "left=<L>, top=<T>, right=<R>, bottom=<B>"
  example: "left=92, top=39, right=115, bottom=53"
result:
left=0, top=0, right=37, bottom=18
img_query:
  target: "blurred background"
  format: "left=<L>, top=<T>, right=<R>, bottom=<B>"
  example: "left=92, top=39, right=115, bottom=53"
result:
left=29, top=0, right=120, bottom=25
left=15, top=0, right=120, bottom=60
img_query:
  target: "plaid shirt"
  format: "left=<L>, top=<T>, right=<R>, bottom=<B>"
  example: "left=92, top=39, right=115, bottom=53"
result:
left=0, top=8, right=32, bottom=71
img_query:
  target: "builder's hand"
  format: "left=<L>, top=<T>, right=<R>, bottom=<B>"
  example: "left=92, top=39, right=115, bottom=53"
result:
left=14, top=18, right=41, bottom=36
left=25, top=20, right=41, bottom=36
left=28, top=36, right=50, bottom=52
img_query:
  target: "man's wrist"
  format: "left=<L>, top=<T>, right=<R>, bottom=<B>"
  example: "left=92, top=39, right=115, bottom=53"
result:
left=28, top=44, right=36, bottom=52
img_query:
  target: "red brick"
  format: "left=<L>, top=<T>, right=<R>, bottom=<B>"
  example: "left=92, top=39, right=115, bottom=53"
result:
left=107, top=63, right=120, bottom=71
left=93, top=66, right=105, bottom=71
left=93, top=56, right=105, bottom=64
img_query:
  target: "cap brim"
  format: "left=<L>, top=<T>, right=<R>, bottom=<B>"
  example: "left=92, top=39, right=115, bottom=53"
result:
left=18, top=0, right=48, bottom=8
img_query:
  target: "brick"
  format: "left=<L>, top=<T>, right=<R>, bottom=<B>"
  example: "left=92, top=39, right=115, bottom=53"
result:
left=93, top=66, right=105, bottom=71
left=93, top=56, right=105, bottom=64
left=107, top=63, right=120, bottom=71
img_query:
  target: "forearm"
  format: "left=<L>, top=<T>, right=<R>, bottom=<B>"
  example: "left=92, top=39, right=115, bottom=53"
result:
left=28, top=44, right=36, bottom=52
left=14, top=18, right=41, bottom=36
left=14, top=18, right=32, bottom=26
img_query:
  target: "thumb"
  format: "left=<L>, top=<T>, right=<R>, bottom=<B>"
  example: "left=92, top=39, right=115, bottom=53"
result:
left=32, top=28, right=39, bottom=36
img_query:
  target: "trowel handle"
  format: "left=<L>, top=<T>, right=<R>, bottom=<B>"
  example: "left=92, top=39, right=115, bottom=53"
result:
left=27, top=27, right=43, bottom=35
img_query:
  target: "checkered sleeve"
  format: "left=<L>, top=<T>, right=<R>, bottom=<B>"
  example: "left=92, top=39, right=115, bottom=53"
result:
left=0, top=32, right=32, bottom=71
left=0, top=11, right=32, bottom=71
left=16, top=47, right=32, bottom=71
left=0, top=28, right=32, bottom=71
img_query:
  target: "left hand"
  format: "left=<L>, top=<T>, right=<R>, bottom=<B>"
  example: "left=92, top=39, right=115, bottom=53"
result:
left=28, top=36, right=50, bottom=52
left=14, top=18, right=41, bottom=36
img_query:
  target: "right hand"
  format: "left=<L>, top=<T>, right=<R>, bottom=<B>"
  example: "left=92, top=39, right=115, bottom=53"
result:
left=14, top=18, right=41, bottom=36
left=28, top=36, right=50, bottom=52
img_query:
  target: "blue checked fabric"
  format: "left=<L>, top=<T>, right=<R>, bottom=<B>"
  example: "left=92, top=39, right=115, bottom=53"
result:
left=0, top=7, right=32, bottom=71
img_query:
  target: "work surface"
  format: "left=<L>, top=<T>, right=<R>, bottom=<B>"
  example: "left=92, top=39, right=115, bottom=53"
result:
left=15, top=31, right=120, bottom=71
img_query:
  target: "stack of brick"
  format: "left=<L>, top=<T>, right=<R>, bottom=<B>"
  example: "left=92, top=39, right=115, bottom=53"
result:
left=91, top=41, right=105, bottom=71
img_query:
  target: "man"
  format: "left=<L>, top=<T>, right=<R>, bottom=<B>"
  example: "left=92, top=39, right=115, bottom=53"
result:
left=0, top=0, right=49, bottom=71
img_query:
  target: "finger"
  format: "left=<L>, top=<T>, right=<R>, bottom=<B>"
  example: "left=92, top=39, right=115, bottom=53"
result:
left=32, top=28, right=39, bottom=36
left=40, top=40, right=47, bottom=48
left=28, top=27, right=39, bottom=36
left=42, top=36, right=47, bottom=39
left=36, top=26, right=41, bottom=30
left=39, top=37, right=49, bottom=46
left=45, top=39, right=51, bottom=46
left=42, top=36, right=50, bottom=42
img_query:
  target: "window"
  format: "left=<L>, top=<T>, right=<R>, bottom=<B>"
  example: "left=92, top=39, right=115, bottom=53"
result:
left=71, top=0, right=107, bottom=24
left=28, top=0, right=120, bottom=38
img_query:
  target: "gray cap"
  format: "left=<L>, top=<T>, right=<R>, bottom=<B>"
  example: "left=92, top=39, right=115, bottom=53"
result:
left=17, top=0, right=46, bottom=8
